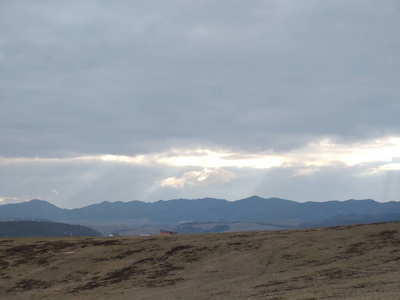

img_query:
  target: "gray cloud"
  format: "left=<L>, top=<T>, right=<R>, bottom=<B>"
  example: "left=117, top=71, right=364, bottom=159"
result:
left=1, top=1, right=399, bottom=206
left=1, top=1, right=400, bottom=157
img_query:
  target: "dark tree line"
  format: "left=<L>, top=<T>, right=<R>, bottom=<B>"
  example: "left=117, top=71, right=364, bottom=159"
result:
left=0, top=221, right=101, bottom=237
left=299, top=213, right=400, bottom=228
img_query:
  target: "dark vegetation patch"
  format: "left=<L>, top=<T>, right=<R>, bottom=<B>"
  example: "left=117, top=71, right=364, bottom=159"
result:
left=71, top=251, right=189, bottom=293
left=92, top=257, right=110, bottom=262
left=13, top=259, right=28, bottom=266
left=76, top=270, right=89, bottom=275
left=10, top=279, right=51, bottom=291
left=314, top=255, right=340, bottom=267
left=163, top=245, right=213, bottom=262
left=165, top=245, right=193, bottom=256
left=103, top=264, right=142, bottom=284
left=341, top=230, right=399, bottom=258
left=227, top=240, right=261, bottom=250
left=72, top=280, right=103, bottom=291
left=61, top=270, right=92, bottom=285
left=369, top=229, right=400, bottom=245
left=0, top=239, right=14, bottom=244
left=254, top=280, right=286, bottom=289
left=38, top=241, right=74, bottom=252
left=113, top=249, right=144, bottom=260
left=177, top=249, right=201, bottom=262
left=3, top=241, right=76, bottom=267
left=291, top=275, right=315, bottom=282
left=90, top=239, right=123, bottom=246
left=293, top=260, right=319, bottom=268
left=2, top=238, right=126, bottom=269
left=384, top=256, right=400, bottom=263
left=324, top=224, right=363, bottom=231
left=254, top=278, right=310, bottom=296
left=5, top=244, right=39, bottom=257
left=302, top=257, right=339, bottom=267
left=0, top=259, right=10, bottom=268
left=227, top=241, right=242, bottom=246
left=146, top=263, right=183, bottom=278
left=146, top=277, right=183, bottom=288
left=92, top=245, right=144, bottom=262
left=318, top=267, right=360, bottom=280
left=352, top=282, right=376, bottom=288
left=137, top=237, right=157, bottom=243
left=148, top=245, right=163, bottom=252
left=36, top=258, right=49, bottom=265
left=228, top=233, right=250, bottom=238
left=344, top=242, right=367, bottom=256
left=212, top=291, right=232, bottom=296
left=124, top=249, right=144, bottom=255
left=281, top=253, right=304, bottom=260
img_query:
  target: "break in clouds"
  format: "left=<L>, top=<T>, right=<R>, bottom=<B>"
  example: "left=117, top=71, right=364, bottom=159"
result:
left=1, top=1, right=400, bottom=207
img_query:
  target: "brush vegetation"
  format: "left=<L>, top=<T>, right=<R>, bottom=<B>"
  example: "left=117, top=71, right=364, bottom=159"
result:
left=1, top=222, right=400, bottom=299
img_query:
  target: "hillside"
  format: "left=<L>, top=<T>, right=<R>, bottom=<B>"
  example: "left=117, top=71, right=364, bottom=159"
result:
left=1, top=221, right=399, bottom=299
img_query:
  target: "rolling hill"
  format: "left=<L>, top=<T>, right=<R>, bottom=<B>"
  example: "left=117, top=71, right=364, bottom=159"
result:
left=1, top=221, right=399, bottom=299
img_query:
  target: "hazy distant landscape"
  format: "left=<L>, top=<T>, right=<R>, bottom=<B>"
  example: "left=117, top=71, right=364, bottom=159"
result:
left=2, top=197, right=399, bottom=299
left=1, top=196, right=400, bottom=237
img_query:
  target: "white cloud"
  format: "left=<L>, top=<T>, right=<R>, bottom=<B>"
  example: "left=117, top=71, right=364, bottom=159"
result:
left=0, top=196, right=26, bottom=204
left=291, top=168, right=320, bottom=177
left=2, top=136, right=399, bottom=172
left=159, top=168, right=237, bottom=189
left=368, top=163, right=400, bottom=174
left=1, top=136, right=400, bottom=207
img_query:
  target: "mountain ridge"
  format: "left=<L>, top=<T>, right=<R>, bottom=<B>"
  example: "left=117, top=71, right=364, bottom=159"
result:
left=1, top=197, right=400, bottom=227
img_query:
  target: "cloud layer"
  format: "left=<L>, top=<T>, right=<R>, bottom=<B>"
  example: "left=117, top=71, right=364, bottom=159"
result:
left=1, top=1, right=400, bottom=207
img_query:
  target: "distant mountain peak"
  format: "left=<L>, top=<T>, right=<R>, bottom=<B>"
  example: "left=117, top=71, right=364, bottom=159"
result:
left=239, top=195, right=265, bottom=201
left=28, top=199, right=48, bottom=203
left=24, top=199, right=59, bottom=207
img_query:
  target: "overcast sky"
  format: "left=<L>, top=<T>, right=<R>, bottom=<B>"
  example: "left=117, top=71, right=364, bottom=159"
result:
left=1, top=1, right=400, bottom=208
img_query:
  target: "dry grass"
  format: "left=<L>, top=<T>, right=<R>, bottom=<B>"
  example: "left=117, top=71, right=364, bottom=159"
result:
left=1, top=222, right=400, bottom=299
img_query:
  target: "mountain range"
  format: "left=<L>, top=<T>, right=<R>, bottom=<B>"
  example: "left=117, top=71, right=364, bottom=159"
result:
left=1, top=196, right=400, bottom=227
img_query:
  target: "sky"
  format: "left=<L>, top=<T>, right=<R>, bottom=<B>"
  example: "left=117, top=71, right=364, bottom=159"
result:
left=1, top=1, right=400, bottom=208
